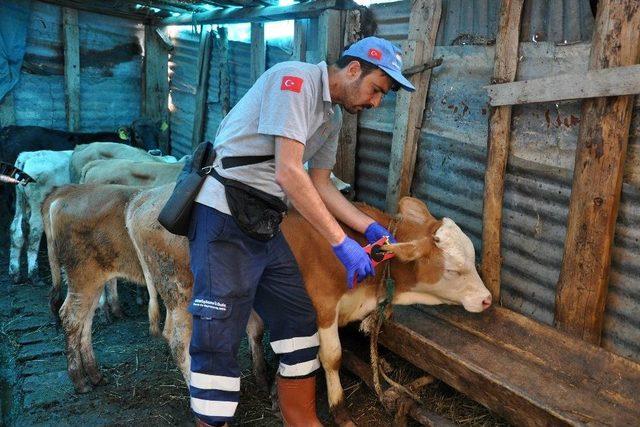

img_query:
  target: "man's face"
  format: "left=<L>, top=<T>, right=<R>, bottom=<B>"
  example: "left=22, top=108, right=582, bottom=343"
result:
left=341, top=62, right=394, bottom=114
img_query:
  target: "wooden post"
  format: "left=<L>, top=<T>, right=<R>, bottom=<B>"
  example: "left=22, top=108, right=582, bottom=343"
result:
left=555, top=0, right=640, bottom=344
left=143, top=25, right=170, bottom=153
left=192, top=29, right=214, bottom=149
left=479, top=0, right=524, bottom=300
left=217, top=27, right=231, bottom=117
left=292, top=19, right=308, bottom=62
left=317, top=9, right=342, bottom=64
left=385, top=0, right=442, bottom=213
left=62, top=7, right=80, bottom=132
left=250, top=22, right=266, bottom=83
left=0, top=92, right=16, bottom=127
left=334, top=9, right=361, bottom=188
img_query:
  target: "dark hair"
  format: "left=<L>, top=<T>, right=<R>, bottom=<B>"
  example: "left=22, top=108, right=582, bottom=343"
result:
left=334, top=50, right=400, bottom=92
left=334, top=55, right=379, bottom=78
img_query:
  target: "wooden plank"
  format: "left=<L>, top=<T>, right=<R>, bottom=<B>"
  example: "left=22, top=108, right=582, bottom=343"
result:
left=378, top=306, right=640, bottom=426
left=317, top=9, right=343, bottom=64
left=385, top=0, right=442, bottom=213
left=485, top=64, right=640, bottom=106
left=554, top=0, right=640, bottom=344
left=292, top=19, right=308, bottom=62
left=143, top=25, right=170, bottom=153
left=217, top=27, right=231, bottom=117
left=39, top=0, right=147, bottom=21
left=334, top=9, right=360, bottom=189
left=479, top=0, right=524, bottom=300
left=161, top=0, right=358, bottom=26
left=250, top=22, right=266, bottom=83
left=0, top=92, right=16, bottom=127
left=62, top=8, right=80, bottom=132
left=192, top=30, right=214, bottom=149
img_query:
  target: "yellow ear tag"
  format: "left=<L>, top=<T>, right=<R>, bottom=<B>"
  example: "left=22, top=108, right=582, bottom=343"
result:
left=118, top=128, right=129, bottom=140
left=160, top=121, right=169, bottom=132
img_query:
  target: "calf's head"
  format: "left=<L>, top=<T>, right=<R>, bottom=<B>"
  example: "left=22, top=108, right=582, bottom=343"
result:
left=383, top=197, right=492, bottom=313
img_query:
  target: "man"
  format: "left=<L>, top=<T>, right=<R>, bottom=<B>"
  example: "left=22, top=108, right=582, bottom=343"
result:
left=188, top=36, right=415, bottom=426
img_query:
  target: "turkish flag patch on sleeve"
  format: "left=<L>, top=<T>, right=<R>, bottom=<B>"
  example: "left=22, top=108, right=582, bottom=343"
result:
left=281, top=76, right=304, bottom=93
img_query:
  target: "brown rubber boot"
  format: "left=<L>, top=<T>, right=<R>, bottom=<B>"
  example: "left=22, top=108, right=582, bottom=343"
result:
left=277, top=375, right=323, bottom=427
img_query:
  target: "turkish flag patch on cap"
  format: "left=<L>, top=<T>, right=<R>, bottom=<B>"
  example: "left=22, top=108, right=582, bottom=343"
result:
left=368, top=48, right=382, bottom=60
left=281, top=76, right=304, bottom=93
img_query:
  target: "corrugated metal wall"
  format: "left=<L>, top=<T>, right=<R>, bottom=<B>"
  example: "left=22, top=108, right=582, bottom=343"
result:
left=359, top=0, right=640, bottom=362
left=169, top=27, right=293, bottom=159
left=12, top=0, right=142, bottom=131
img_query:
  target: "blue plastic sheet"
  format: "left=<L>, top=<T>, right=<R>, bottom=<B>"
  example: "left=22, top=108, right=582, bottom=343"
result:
left=0, top=0, right=31, bottom=101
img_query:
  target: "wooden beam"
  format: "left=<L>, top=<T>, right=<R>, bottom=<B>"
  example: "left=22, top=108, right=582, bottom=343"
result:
left=554, top=0, right=640, bottom=344
left=292, top=19, right=308, bottom=62
left=479, top=0, right=524, bottom=300
left=38, top=0, right=150, bottom=21
left=192, top=30, right=214, bottom=149
left=0, top=92, right=16, bottom=127
left=485, top=64, right=640, bottom=106
left=250, top=22, right=266, bottom=83
left=143, top=24, right=170, bottom=153
left=217, top=27, right=231, bottom=117
left=378, top=306, right=640, bottom=426
left=385, top=0, right=442, bottom=213
left=62, top=8, right=80, bottom=132
left=334, top=9, right=360, bottom=189
left=161, top=0, right=358, bottom=26
left=317, top=9, right=343, bottom=64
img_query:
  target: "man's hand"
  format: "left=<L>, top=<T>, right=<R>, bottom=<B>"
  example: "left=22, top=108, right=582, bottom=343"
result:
left=332, top=236, right=375, bottom=289
left=364, top=222, right=397, bottom=244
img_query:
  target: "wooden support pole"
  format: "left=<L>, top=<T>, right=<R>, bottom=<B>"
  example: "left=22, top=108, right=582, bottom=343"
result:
left=385, top=0, right=442, bottom=213
left=192, top=29, right=214, bottom=149
left=554, top=0, right=640, bottom=344
left=0, top=92, right=16, bottom=127
left=143, top=25, right=170, bottom=153
left=317, top=9, right=342, bottom=64
left=217, top=27, right=231, bottom=117
left=62, top=7, right=80, bottom=132
left=479, top=0, right=524, bottom=301
left=250, top=22, right=266, bottom=83
left=292, top=19, right=308, bottom=62
left=334, top=9, right=361, bottom=189
left=485, top=64, right=640, bottom=106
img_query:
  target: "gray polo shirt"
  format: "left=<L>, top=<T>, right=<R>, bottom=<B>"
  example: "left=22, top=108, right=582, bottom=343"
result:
left=195, top=61, right=342, bottom=214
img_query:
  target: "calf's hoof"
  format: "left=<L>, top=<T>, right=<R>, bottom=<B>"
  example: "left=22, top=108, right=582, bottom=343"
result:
left=73, top=377, right=94, bottom=394
left=109, top=305, right=125, bottom=319
left=90, top=372, right=108, bottom=386
left=332, top=402, right=357, bottom=427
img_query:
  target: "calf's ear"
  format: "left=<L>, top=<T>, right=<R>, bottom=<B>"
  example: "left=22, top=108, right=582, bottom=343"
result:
left=382, top=238, right=431, bottom=262
left=398, top=197, right=435, bottom=223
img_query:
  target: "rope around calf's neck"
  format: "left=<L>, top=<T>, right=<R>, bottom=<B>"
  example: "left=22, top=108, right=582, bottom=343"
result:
left=369, top=214, right=422, bottom=404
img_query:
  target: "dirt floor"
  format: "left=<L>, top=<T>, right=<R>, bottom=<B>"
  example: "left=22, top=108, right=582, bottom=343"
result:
left=0, top=198, right=510, bottom=426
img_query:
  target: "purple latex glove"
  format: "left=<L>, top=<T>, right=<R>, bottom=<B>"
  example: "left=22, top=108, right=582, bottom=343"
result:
left=332, top=236, right=375, bottom=289
left=364, top=222, right=397, bottom=245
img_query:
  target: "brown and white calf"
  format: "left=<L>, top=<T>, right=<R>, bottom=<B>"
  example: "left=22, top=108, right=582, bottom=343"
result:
left=125, top=185, right=491, bottom=424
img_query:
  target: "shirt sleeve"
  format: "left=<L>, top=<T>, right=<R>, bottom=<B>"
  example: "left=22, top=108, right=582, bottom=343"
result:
left=257, top=69, right=316, bottom=144
left=308, top=106, right=342, bottom=170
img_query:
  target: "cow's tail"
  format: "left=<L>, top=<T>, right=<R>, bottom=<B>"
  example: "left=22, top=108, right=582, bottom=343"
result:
left=42, top=189, right=63, bottom=323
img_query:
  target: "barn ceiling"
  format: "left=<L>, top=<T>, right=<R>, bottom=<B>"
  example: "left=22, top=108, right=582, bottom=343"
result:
left=38, top=0, right=314, bottom=22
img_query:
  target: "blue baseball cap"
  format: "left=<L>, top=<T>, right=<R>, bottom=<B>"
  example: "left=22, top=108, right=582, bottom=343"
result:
left=341, top=36, right=415, bottom=92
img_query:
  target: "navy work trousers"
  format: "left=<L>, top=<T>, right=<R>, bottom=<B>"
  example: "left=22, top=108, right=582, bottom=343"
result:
left=187, top=202, right=319, bottom=424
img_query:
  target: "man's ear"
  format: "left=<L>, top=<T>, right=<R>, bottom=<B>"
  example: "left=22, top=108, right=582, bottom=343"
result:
left=346, top=60, right=362, bottom=78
